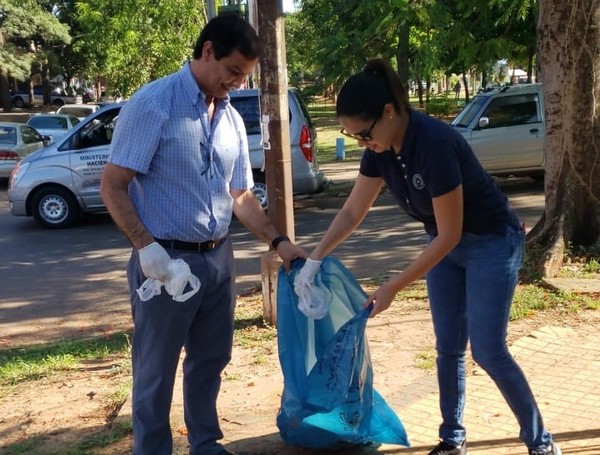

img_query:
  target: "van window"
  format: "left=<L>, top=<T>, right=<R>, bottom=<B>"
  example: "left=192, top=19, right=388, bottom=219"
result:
left=230, top=96, right=261, bottom=134
left=72, top=109, right=120, bottom=150
left=230, top=96, right=293, bottom=135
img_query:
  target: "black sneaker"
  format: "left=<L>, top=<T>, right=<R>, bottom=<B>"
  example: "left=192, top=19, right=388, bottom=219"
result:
left=428, top=440, right=467, bottom=455
left=529, top=442, right=562, bottom=455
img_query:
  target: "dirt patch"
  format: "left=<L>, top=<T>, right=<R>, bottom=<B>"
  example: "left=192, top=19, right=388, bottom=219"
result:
left=1, top=291, right=600, bottom=455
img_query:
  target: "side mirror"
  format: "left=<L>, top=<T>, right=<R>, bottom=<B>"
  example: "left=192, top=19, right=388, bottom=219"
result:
left=478, top=117, right=490, bottom=128
left=42, top=135, right=52, bottom=146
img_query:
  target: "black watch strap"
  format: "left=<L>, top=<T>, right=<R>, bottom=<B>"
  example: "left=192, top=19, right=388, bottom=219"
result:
left=271, top=235, right=291, bottom=249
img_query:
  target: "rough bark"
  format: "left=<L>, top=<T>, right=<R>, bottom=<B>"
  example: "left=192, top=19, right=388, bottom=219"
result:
left=528, top=0, right=600, bottom=277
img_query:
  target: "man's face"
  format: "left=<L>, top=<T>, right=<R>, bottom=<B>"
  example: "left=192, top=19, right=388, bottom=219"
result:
left=202, top=42, right=257, bottom=98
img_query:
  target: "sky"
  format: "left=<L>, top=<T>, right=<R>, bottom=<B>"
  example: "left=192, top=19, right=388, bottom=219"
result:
left=282, top=0, right=296, bottom=13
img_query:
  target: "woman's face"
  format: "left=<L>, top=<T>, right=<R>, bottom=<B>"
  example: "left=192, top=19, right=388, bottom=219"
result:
left=339, top=105, right=396, bottom=153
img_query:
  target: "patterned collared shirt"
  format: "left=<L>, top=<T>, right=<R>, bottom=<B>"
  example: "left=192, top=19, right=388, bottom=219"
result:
left=109, top=63, right=253, bottom=241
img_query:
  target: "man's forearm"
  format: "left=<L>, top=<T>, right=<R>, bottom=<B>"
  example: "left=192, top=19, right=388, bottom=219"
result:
left=104, top=192, right=153, bottom=250
left=100, top=167, right=153, bottom=250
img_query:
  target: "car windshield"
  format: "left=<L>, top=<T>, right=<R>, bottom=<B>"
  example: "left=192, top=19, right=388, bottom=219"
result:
left=0, top=126, right=17, bottom=145
left=28, top=116, right=69, bottom=130
left=451, top=95, right=489, bottom=128
left=58, top=107, right=93, bottom=118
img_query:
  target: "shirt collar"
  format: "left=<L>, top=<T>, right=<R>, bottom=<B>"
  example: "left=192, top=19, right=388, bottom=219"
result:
left=178, top=61, right=230, bottom=107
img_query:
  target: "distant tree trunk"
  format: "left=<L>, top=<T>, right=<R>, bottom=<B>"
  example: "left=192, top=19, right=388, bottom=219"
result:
left=0, top=70, right=12, bottom=112
left=462, top=73, right=469, bottom=103
left=396, top=23, right=409, bottom=89
left=527, top=0, right=600, bottom=276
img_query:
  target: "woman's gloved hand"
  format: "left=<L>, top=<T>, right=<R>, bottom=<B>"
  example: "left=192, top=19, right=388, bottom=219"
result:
left=138, top=242, right=171, bottom=281
left=293, top=258, right=322, bottom=290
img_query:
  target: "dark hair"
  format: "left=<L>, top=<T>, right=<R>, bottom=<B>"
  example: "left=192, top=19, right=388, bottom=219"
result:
left=336, top=59, right=410, bottom=120
left=193, top=13, right=261, bottom=60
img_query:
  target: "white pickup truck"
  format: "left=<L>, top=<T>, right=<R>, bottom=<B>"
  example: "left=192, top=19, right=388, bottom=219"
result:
left=450, top=83, right=544, bottom=179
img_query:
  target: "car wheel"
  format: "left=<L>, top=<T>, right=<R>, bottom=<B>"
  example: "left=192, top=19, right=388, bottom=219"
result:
left=13, top=97, right=25, bottom=108
left=31, top=187, right=79, bottom=229
left=251, top=178, right=268, bottom=210
left=51, top=99, right=65, bottom=109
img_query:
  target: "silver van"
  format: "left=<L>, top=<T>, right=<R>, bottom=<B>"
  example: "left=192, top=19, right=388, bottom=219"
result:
left=9, top=91, right=326, bottom=228
left=9, top=104, right=121, bottom=228
left=451, top=83, right=544, bottom=179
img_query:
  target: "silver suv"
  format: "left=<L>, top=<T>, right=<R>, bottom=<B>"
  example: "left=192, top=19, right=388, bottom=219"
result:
left=451, top=83, right=544, bottom=179
left=9, top=91, right=326, bottom=228
left=229, top=88, right=325, bottom=207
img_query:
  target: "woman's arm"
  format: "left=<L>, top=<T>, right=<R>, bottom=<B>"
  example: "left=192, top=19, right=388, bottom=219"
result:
left=310, top=173, right=384, bottom=260
left=366, top=184, right=464, bottom=316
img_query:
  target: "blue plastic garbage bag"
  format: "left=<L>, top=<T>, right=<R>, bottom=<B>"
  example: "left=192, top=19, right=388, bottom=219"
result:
left=276, top=256, right=410, bottom=449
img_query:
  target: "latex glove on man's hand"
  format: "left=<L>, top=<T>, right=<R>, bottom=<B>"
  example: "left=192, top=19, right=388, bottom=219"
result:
left=138, top=242, right=171, bottom=281
left=136, top=243, right=201, bottom=303
left=293, top=258, right=322, bottom=291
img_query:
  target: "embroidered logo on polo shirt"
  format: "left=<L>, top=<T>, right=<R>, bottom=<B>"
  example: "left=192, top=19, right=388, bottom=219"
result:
left=412, top=174, right=425, bottom=190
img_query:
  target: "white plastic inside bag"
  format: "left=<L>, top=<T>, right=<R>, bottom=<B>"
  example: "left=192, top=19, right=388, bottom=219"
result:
left=296, top=282, right=330, bottom=319
left=136, top=259, right=200, bottom=302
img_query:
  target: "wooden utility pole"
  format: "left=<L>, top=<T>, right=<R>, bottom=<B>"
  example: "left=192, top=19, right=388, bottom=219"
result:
left=256, top=0, right=293, bottom=325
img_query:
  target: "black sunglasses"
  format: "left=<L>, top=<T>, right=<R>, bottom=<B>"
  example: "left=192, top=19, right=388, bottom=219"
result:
left=340, top=117, right=379, bottom=141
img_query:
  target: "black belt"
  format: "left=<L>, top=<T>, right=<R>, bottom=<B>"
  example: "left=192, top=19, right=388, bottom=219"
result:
left=155, top=237, right=227, bottom=252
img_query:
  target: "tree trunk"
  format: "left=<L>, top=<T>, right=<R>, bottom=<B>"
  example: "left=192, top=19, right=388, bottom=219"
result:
left=462, top=73, right=469, bottom=103
left=528, top=0, right=600, bottom=277
left=0, top=70, right=12, bottom=112
left=395, top=23, right=409, bottom=88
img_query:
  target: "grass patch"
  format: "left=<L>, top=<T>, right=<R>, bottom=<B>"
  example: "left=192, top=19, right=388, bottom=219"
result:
left=234, top=296, right=277, bottom=353
left=511, top=283, right=600, bottom=319
left=0, top=332, right=131, bottom=386
left=4, top=421, right=133, bottom=455
left=307, top=101, right=362, bottom=164
left=414, top=348, right=436, bottom=370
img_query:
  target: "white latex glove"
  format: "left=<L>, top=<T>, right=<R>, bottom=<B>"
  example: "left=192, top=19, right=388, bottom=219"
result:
left=138, top=242, right=171, bottom=281
left=293, top=258, right=322, bottom=291
left=136, top=258, right=201, bottom=303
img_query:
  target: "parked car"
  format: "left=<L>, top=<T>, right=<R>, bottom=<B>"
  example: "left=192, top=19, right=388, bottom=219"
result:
left=0, top=123, right=49, bottom=179
left=26, top=114, right=80, bottom=144
left=451, top=83, right=544, bottom=179
left=56, top=104, right=103, bottom=120
left=11, top=86, right=83, bottom=109
left=229, top=88, right=326, bottom=207
left=9, top=93, right=325, bottom=228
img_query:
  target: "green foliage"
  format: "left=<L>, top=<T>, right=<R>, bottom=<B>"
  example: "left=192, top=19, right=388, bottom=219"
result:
left=425, top=94, right=457, bottom=117
left=74, top=0, right=206, bottom=96
left=0, top=332, right=130, bottom=386
left=0, top=0, right=71, bottom=82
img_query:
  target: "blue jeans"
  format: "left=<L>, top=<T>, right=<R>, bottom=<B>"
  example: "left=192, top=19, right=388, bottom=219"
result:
left=426, top=225, right=553, bottom=450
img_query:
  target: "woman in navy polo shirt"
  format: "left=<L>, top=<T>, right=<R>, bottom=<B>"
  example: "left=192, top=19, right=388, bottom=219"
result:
left=294, top=59, right=560, bottom=455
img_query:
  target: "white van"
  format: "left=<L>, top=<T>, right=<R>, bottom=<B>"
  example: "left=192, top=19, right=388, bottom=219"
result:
left=9, top=92, right=326, bottom=228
